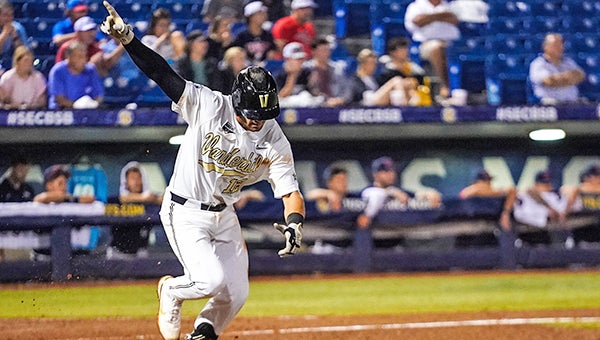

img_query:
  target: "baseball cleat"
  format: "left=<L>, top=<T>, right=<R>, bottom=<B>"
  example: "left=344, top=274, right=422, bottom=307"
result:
left=157, top=275, right=182, bottom=340
left=184, top=322, right=218, bottom=340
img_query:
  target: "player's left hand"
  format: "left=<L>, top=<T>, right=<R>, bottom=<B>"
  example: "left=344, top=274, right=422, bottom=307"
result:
left=273, top=222, right=302, bottom=257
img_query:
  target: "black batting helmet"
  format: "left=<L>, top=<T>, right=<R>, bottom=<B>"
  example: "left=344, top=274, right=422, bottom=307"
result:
left=232, top=66, right=280, bottom=120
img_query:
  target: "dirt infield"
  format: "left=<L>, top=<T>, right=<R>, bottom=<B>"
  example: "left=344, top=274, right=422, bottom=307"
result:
left=2, top=309, right=600, bottom=339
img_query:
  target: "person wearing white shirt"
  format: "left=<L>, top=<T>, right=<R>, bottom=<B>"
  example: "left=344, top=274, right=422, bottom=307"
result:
left=404, top=0, right=460, bottom=99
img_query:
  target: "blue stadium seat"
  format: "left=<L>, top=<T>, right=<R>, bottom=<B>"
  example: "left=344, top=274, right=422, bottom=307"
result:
left=334, top=0, right=371, bottom=38
left=458, top=22, right=487, bottom=38
left=529, top=0, right=566, bottom=16
left=529, top=16, right=566, bottom=34
left=115, top=2, right=153, bottom=21
left=25, top=18, right=58, bottom=40
left=563, top=17, right=599, bottom=34
left=262, top=59, right=283, bottom=76
left=485, top=34, right=535, bottom=55
left=569, top=34, right=600, bottom=54
left=152, top=2, right=200, bottom=21
left=22, top=1, right=64, bottom=20
left=487, top=16, right=532, bottom=35
left=33, top=54, right=56, bottom=78
left=13, top=1, right=26, bottom=19
left=562, top=0, right=600, bottom=16
left=485, top=54, right=534, bottom=105
left=487, top=0, right=531, bottom=16
left=447, top=37, right=487, bottom=93
left=576, top=53, right=600, bottom=73
left=371, top=19, right=410, bottom=57
left=28, top=37, right=58, bottom=56
left=580, top=72, right=600, bottom=102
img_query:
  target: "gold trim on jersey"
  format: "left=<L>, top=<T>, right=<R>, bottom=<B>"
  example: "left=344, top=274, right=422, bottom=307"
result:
left=200, top=132, right=266, bottom=175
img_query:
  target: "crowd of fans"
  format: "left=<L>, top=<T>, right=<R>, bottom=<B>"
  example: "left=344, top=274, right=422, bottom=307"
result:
left=0, top=0, right=590, bottom=110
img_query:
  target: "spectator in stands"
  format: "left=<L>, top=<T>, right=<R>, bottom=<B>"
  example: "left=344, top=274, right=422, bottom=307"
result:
left=271, top=0, right=317, bottom=59
left=33, top=165, right=94, bottom=203
left=274, top=41, right=322, bottom=107
left=529, top=33, right=586, bottom=105
left=55, top=16, right=119, bottom=78
left=108, top=161, right=162, bottom=259
left=306, top=165, right=349, bottom=212
left=201, top=0, right=244, bottom=23
left=349, top=48, right=408, bottom=106
left=206, top=14, right=236, bottom=61
left=356, top=157, right=410, bottom=229
left=173, top=30, right=218, bottom=88
left=0, top=0, right=28, bottom=73
left=0, top=157, right=34, bottom=202
left=512, top=170, right=569, bottom=245
left=232, top=1, right=276, bottom=65
left=262, top=0, right=288, bottom=25
left=458, top=169, right=517, bottom=231
left=48, top=41, right=104, bottom=109
left=0, top=46, right=47, bottom=109
left=404, top=0, right=460, bottom=99
left=305, top=37, right=352, bottom=107
left=141, top=7, right=186, bottom=63
left=52, top=0, right=89, bottom=47
left=562, top=165, right=600, bottom=246
left=378, top=37, right=424, bottom=106
left=213, top=46, right=248, bottom=95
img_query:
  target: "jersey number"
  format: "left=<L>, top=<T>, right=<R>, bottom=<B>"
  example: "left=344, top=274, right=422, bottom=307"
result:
left=223, top=179, right=244, bottom=194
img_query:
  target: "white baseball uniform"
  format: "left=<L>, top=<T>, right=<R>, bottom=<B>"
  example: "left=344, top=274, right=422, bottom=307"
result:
left=158, top=81, right=299, bottom=334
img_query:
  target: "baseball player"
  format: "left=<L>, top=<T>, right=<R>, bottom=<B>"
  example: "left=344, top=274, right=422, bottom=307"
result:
left=100, top=2, right=305, bottom=340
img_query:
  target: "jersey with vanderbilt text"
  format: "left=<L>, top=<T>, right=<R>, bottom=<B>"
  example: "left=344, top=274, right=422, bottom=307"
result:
left=169, top=81, right=299, bottom=206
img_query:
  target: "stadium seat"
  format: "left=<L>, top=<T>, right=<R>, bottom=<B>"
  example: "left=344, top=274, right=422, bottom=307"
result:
left=371, top=19, right=410, bottom=57
left=485, top=54, right=534, bottom=105
left=116, top=2, right=153, bottom=21
left=562, top=0, right=600, bottom=16
left=570, top=34, right=600, bottom=54
left=528, top=16, right=566, bottom=34
left=152, top=2, right=200, bottom=21
left=447, top=37, right=487, bottom=93
left=28, top=37, right=58, bottom=56
left=33, top=54, right=56, bottom=78
left=487, top=16, right=532, bottom=35
left=262, top=59, right=283, bottom=75
left=458, top=22, right=487, bottom=38
left=580, top=72, right=600, bottom=102
left=529, top=0, right=566, bottom=16
left=334, top=0, right=371, bottom=38
left=25, top=18, right=58, bottom=40
left=487, top=0, right=531, bottom=16
left=22, top=1, right=64, bottom=20
left=485, top=34, right=535, bottom=55
left=563, top=17, right=599, bottom=34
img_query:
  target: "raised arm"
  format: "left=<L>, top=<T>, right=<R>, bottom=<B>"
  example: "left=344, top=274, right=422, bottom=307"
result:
left=101, top=1, right=185, bottom=103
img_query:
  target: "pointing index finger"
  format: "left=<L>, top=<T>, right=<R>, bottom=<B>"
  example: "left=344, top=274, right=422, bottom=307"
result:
left=103, top=1, right=117, bottom=16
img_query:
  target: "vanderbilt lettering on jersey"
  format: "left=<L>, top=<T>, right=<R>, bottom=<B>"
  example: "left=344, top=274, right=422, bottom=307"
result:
left=200, top=132, right=266, bottom=177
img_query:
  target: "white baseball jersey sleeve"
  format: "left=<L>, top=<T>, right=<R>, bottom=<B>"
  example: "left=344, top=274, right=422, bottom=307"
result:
left=168, top=81, right=299, bottom=207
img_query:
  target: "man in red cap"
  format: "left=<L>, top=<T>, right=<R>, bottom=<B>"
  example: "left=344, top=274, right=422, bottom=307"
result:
left=52, top=0, right=90, bottom=47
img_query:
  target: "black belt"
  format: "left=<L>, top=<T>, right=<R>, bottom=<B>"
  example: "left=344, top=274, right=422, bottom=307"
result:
left=171, top=192, right=227, bottom=212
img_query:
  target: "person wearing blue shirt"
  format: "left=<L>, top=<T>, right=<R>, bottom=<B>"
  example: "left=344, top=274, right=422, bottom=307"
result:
left=529, top=33, right=586, bottom=105
left=48, top=41, right=103, bottom=109
left=52, top=0, right=90, bottom=47
left=0, top=0, right=28, bottom=71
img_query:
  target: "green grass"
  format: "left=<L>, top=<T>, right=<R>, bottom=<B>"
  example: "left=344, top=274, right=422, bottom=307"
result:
left=1, top=271, right=600, bottom=319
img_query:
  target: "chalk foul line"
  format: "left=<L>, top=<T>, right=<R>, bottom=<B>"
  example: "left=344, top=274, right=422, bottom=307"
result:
left=226, top=316, right=600, bottom=336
